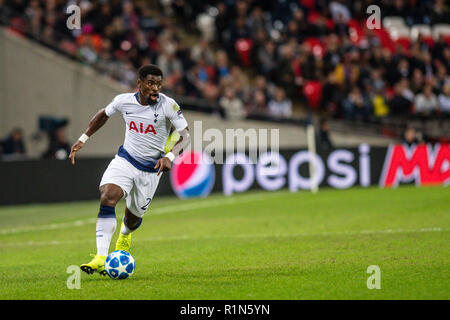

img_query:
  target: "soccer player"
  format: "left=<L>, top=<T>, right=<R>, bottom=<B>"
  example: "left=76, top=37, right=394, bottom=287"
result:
left=69, top=64, right=191, bottom=275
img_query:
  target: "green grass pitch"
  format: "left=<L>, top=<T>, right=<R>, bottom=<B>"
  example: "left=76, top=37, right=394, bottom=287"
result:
left=0, top=185, right=448, bottom=300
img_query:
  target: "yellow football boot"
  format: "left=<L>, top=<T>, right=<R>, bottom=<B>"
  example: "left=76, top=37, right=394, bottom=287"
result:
left=80, top=254, right=107, bottom=276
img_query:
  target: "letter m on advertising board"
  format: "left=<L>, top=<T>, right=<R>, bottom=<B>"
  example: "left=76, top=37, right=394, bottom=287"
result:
left=380, top=144, right=450, bottom=187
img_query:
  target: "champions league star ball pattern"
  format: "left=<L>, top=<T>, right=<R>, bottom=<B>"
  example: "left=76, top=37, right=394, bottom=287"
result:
left=104, top=250, right=135, bottom=279
left=170, top=151, right=215, bottom=198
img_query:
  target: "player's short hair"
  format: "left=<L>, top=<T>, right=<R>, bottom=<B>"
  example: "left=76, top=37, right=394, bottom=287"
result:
left=138, top=64, right=163, bottom=80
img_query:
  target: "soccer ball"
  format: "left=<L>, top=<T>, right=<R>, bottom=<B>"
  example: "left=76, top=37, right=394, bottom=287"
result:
left=104, top=250, right=135, bottom=280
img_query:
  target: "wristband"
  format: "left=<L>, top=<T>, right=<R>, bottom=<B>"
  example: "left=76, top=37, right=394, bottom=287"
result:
left=165, top=152, right=175, bottom=162
left=78, top=133, right=89, bottom=143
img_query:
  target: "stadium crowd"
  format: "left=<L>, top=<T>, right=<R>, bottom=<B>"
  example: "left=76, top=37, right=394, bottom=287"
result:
left=0, top=0, right=449, bottom=123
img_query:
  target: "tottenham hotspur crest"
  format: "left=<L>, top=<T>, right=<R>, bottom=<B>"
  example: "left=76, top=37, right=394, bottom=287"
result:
left=154, top=113, right=159, bottom=123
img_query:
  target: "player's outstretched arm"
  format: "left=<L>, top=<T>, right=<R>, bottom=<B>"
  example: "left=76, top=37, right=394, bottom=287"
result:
left=154, top=127, right=191, bottom=176
left=69, top=108, right=109, bottom=165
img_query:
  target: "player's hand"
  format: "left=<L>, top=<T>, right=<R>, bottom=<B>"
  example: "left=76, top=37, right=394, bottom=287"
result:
left=154, top=157, right=172, bottom=176
left=69, top=141, right=84, bottom=165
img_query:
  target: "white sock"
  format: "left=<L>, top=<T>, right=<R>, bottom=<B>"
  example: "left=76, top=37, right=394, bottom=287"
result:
left=96, top=217, right=117, bottom=256
left=121, top=221, right=131, bottom=236
left=121, top=217, right=142, bottom=236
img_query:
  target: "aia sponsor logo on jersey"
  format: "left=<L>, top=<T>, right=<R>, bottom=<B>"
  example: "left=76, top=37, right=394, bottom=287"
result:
left=128, top=121, right=157, bottom=135
left=170, top=151, right=215, bottom=198
left=380, top=143, right=450, bottom=187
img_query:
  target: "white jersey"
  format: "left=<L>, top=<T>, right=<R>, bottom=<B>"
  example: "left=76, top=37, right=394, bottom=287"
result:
left=105, top=92, right=187, bottom=162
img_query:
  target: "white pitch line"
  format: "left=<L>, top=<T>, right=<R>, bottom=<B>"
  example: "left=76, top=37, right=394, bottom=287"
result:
left=0, top=218, right=97, bottom=235
left=0, top=193, right=283, bottom=235
left=0, top=227, right=446, bottom=248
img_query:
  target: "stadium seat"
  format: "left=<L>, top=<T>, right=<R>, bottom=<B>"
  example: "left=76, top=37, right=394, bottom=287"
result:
left=300, top=0, right=315, bottom=10
left=77, top=33, right=103, bottom=53
left=6, top=17, right=27, bottom=36
left=303, top=81, right=322, bottom=109
left=304, top=37, right=325, bottom=58
left=307, top=11, right=321, bottom=24
left=382, top=16, right=406, bottom=29
left=445, top=36, right=450, bottom=46
left=325, top=18, right=335, bottom=31
left=394, top=37, right=411, bottom=51
left=384, top=87, right=395, bottom=100
left=410, top=24, right=432, bottom=40
left=373, top=27, right=395, bottom=52
left=410, top=24, right=435, bottom=48
left=421, top=36, right=435, bottom=48
left=348, top=19, right=365, bottom=44
left=386, top=26, right=410, bottom=40
left=432, top=24, right=450, bottom=43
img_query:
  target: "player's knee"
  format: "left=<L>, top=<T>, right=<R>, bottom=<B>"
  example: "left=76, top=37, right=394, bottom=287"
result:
left=100, top=187, right=122, bottom=207
left=100, top=193, right=117, bottom=207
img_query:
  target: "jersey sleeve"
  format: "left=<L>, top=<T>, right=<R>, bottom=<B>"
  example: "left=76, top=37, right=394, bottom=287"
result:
left=104, top=95, right=123, bottom=117
left=166, top=99, right=188, bottom=131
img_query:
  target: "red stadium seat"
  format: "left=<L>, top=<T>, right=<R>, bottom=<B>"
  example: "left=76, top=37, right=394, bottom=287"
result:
left=307, top=11, right=334, bottom=32
left=304, top=37, right=325, bottom=58
left=300, top=0, right=315, bottom=10
left=303, top=81, right=322, bottom=109
left=6, top=17, right=27, bottom=36
left=373, top=27, right=395, bottom=52
left=325, top=18, right=335, bottom=31
left=307, top=11, right=321, bottom=24
left=421, top=36, right=435, bottom=48
left=348, top=19, right=365, bottom=45
left=385, top=87, right=395, bottom=100
left=395, top=37, right=411, bottom=51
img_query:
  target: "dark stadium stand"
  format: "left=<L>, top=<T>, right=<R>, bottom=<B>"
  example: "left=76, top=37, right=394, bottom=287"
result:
left=0, top=0, right=449, bottom=142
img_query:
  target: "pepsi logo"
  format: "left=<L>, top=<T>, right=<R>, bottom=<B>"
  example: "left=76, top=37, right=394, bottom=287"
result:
left=170, top=151, right=215, bottom=198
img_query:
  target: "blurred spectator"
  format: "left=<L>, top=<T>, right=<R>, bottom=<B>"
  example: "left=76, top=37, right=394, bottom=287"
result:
left=196, top=12, right=215, bottom=42
left=370, top=84, right=389, bottom=118
left=219, top=87, right=245, bottom=120
left=390, top=58, right=410, bottom=85
left=431, top=0, right=448, bottom=24
left=257, top=40, right=278, bottom=80
left=434, top=64, right=448, bottom=91
left=320, top=73, right=341, bottom=116
left=410, top=68, right=425, bottom=94
left=402, top=127, right=419, bottom=146
left=224, top=65, right=250, bottom=101
left=246, top=89, right=268, bottom=117
left=1, top=127, right=26, bottom=158
left=329, top=1, right=351, bottom=23
left=268, top=87, right=292, bottom=119
left=343, top=86, right=371, bottom=120
left=156, top=50, right=183, bottom=80
left=398, top=78, right=415, bottom=102
left=316, top=118, right=334, bottom=152
left=389, top=80, right=414, bottom=116
left=215, top=50, right=230, bottom=80
left=42, top=127, right=71, bottom=160
left=370, top=68, right=386, bottom=92
left=438, top=82, right=450, bottom=114
left=0, top=0, right=449, bottom=130
left=253, top=75, right=272, bottom=102
left=414, top=85, right=438, bottom=116
left=191, top=38, right=215, bottom=65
